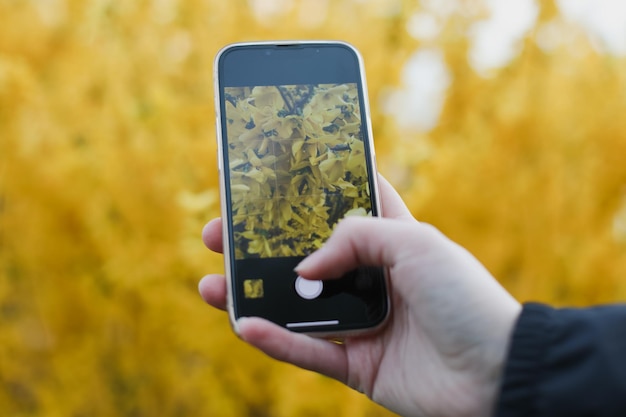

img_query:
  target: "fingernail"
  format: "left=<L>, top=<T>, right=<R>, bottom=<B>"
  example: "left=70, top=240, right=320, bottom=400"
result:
left=294, top=254, right=316, bottom=272
left=293, top=246, right=326, bottom=272
left=236, top=317, right=251, bottom=340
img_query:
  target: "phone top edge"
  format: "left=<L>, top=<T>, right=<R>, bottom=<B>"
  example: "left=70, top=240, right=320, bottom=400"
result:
left=215, top=39, right=360, bottom=52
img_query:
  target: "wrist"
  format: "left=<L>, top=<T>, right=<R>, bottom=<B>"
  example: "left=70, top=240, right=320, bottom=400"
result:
left=478, top=301, right=522, bottom=417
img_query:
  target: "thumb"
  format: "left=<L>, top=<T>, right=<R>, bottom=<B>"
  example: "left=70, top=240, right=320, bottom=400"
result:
left=295, top=216, right=422, bottom=280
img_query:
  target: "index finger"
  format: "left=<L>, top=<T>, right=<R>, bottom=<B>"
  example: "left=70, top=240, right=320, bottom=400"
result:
left=202, top=217, right=223, bottom=253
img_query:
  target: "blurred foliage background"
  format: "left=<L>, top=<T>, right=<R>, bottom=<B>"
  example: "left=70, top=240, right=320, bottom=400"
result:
left=1, top=0, right=626, bottom=415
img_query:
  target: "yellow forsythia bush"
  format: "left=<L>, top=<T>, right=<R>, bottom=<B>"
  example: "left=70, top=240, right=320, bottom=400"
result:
left=1, top=1, right=626, bottom=416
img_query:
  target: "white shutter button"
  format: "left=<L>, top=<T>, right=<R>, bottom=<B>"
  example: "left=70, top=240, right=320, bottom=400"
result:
left=295, top=276, right=323, bottom=300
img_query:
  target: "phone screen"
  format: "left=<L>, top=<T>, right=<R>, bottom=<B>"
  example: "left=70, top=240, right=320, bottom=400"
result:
left=216, top=43, right=388, bottom=333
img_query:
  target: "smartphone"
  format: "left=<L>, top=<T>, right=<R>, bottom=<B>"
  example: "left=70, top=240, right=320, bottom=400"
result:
left=214, top=41, right=389, bottom=336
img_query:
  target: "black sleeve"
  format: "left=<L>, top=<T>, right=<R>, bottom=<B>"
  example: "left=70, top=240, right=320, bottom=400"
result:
left=495, top=302, right=626, bottom=417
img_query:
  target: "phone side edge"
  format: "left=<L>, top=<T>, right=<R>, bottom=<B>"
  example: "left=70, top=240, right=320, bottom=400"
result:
left=349, top=42, right=392, bottom=337
left=214, top=44, right=241, bottom=336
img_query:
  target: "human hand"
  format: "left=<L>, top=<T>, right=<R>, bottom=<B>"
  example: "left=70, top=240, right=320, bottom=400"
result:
left=199, top=175, right=521, bottom=417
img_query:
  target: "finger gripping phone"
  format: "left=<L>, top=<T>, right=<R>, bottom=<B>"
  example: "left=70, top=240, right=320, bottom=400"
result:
left=214, top=41, right=389, bottom=336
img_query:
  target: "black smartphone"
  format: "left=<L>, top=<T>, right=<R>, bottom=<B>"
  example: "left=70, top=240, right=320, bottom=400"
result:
left=214, top=41, right=389, bottom=336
